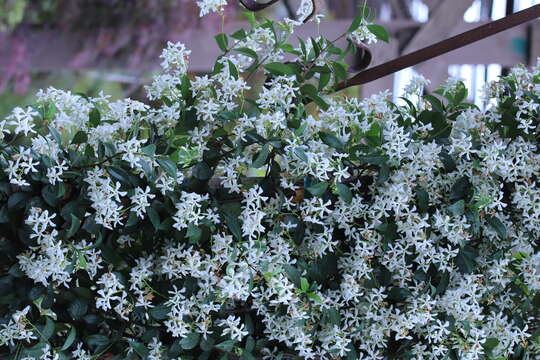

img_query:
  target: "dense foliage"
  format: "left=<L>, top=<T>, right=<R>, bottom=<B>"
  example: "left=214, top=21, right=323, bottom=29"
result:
left=1, top=3, right=540, bottom=360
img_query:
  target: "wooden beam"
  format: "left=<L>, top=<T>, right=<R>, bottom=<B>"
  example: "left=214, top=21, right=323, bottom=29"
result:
left=530, top=20, right=540, bottom=66
left=402, top=0, right=476, bottom=54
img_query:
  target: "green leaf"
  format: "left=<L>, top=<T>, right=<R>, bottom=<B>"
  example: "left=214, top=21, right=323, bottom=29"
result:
left=223, top=212, right=242, bottom=241
left=215, top=33, right=228, bottom=52
left=140, top=144, right=156, bottom=157
left=243, top=11, right=257, bottom=27
left=180, top=332, right=201, bottom=350
left=330, top=61, right=348, bottom=82
left=415, top=188, right=429, bottom=214
left=306, top=182, right=328, bottom=197
left=367, top=24, right=390, bottom=42
left=89, top=108, right=101, bottom=127
left=107, top=166, right=133, bottom=186
left=71, top=131, right=88, bottom=145
left=147, top=207, right=161, bottom=231
left=278, top=43, right=302, bottom=55
left=40, top=317, right=55, bottom=341
left=234, top=47, right=258, bottom=60
left=8, top=192, right=31, bottom=211
left=307, top=292, right=322, bottom=302
left=193, top=162, right=213, bottom=180
left=85, top=334, right=110, bottom=353
left=456, top=245, right=478, bottom=274
left=376, top=162, right=390, bottom=185
left=449, top=177, right=471, bottom=201
left=187, top=224, right=202, bottom=243
left=300, top=277, right=309, bottom=292
left=231, top=28, right=247, bottom=40
left=319, top=132, right=345, bottom=151
left=300, top=84, right=330, bottom=111
left=67, top=214, right=81, bottom=238
left=158, top=158, right=177, bottom=178
left=486, top=216, right=507, bottom=239
left=77, top=251, right=88, bottom=269
left=130, top=341, right=149, bottom=358
left=424, top=94, right=445, bottom=113
left=252, top=144, right=270, bottom=168
left=68, top=299, right=88, bottom=320
left=282, top=264, right=301, bottom=288
left=0, top=205, right=8, bottom=223
left=48, top=126, right=63, bottom=147
left=448, top=200, right=465, bottom=217
left=215, top=339, right=235, bottom=352
left=264, top=62, right=297, bottom=76
left=318, top=72, right=331, bottom=91
left=61, top=327, right=77, bottom=351
left=149, top=305, right=171, bottom=321
left=348, top=15, right=363, bottom=32
left=228, top=60, right=239, bottom=79
left=293, top=147, right=308, bottom=162
left=321, top=308, right=341, bottom=327
left=483, top=338, right=500, bottom=358
left=336, top=183, right=353, bottom=204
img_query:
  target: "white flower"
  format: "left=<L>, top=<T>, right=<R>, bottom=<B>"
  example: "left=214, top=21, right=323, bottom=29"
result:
left=0, top=306, right=37, bottom=347
left=46, top=160, right=68, bottom=185
left=84, top=167, right=127, bottom=229
left=130, top=186, right=156, bottom=219
left=172, top=191, right=210, bottom=230
left=348, top=23, right=378, bottom=45
left=160, top=41, right=191, bottom=74
left=217, top=315, right=249, bottom=342
left=196, top=0, right=227, bottom=17
left=6, top=106, right=38, bottom=136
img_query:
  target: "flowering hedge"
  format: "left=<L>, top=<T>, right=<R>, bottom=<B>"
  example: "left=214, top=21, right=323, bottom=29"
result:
left=1, top=3, right=540, bottom=360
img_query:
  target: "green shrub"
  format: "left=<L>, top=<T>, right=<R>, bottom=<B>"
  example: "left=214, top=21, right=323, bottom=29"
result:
left=1, top=5, right=539, bottom=360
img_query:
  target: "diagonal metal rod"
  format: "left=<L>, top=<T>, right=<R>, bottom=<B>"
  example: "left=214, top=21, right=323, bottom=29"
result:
left=335, top=4, right=540, bottom=91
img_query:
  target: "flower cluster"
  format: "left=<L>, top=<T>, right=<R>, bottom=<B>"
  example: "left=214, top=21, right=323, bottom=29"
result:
left=1, top=7, right=539, bottom=360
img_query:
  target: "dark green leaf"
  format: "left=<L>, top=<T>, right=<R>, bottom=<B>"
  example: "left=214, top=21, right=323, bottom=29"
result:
left=147, top=207, right=161, bottom=231
left=215, top=33, right=229, bottom=52
left=40, top=317, right=55, bottom=341
left=336, top=183, right=353, bottom=204
left=61, top=327, right=77, bottom=351
left=85, top=334, right=110, bottom=353
left=67, top=214, right=81, bottom=238
left=348, top=15, right=363, bottom=32
left=89, top=108, right=101, bottom=127
left=149, top=305, right=171, bottom=321
left=234, top=47, right=258, bottom=60
left=158, top=158, right=178, bottom=178
left=319, top=132, right=345, bottom=151
left=264, top=62, right=298, bottom=76
left=68, top=299, right=88, bottom=320
left=180, top=332, right=201, bottom=350
left=415, top=188, right=429, bottom=214
left=215, top=339, right=235, bottom=352
left=252, top=144, right=270, bottom=168
left=193, top=162, right=213, bottom=180
left=141, top=144, right=156, bottom=158
left=293, top=147, right=308, bottom=162
left=486, top=216, right=506, bottom=239
left=306, top=182, right=328, bottom=197
left=448, top=200, right=465, bottom=217
left=71, top=131, right=88, bottom=145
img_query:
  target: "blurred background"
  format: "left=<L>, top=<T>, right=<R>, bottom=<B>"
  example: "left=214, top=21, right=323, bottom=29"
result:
left=1, top=0, right=539, bottom=118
